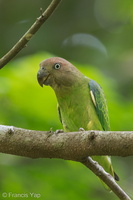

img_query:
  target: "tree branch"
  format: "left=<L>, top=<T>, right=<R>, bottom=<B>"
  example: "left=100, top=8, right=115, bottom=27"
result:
left=0, top=0, right=62, bottom=69
left=0, top=125, right=132, bottom=159
left=82, top=157, right=131, bottom=200
left=0, top=125, right=132, bottom=200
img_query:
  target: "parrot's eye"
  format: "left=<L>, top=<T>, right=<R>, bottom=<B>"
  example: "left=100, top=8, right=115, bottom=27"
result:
left=54, top=63, right=61, bottom=70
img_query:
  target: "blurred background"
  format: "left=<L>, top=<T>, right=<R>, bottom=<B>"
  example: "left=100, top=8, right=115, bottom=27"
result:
left=0, top=0, right=133, bottom=199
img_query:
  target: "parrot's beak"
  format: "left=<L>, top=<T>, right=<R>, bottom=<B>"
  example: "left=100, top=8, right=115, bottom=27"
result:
left=37, top=68, right=50, bottom=87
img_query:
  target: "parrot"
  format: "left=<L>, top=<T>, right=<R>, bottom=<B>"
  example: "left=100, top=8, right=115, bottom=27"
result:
left=37, top=57, right=119, bottom=184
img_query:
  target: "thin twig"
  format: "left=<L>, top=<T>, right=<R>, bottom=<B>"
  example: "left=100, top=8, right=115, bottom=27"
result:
left=0, top=0, right=62, bottom=69
left=81, top=157, right=131, bottom=200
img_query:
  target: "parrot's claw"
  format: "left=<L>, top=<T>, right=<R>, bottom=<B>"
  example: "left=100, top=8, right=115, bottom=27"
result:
left=79, top=127, right=85, bottom=131
left=46, top=128, right=54, bottom=138
left=49, top=127, right=54, bottom=133
left=55, top=129, right=64, bottom=134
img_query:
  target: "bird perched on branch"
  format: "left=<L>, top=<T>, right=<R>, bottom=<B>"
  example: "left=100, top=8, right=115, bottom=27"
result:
left=37, top=57, right=119, bottom=184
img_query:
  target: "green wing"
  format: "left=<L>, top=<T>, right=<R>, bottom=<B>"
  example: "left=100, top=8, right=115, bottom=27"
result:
left=89, top=80, right=110, bottom=131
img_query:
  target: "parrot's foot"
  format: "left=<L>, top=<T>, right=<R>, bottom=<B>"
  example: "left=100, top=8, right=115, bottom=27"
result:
left=79, top=127, right=85, bottom=131
left=55, top=129, right=64, bottom=134
left=46, top=128, right=54, bottom=138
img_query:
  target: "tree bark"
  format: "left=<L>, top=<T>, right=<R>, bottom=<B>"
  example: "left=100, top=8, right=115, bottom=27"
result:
left=0, top=125, right=133, bottom=159
left=0, top=125, right=132, bottom=200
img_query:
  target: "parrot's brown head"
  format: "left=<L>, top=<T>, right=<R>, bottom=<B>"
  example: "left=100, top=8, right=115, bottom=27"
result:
left=37, top=57, right=83, bottom=89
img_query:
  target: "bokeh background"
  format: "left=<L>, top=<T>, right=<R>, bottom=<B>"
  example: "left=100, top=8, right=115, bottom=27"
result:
left=0, top=0, right=133, bottom=199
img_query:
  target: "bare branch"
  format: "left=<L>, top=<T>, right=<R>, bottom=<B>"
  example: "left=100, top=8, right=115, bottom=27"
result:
left=82, top=157, right=131, bottom=200
left=0, top=125, right=132, bottom=199
left=0, top=125, right=133, bottom=159
left=0, top=0, right=62, bottom=69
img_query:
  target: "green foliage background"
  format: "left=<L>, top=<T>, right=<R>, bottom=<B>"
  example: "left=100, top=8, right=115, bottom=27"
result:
left=1, top=0, right=133, bottom=199
left=0, top=52, right=133, bottom=200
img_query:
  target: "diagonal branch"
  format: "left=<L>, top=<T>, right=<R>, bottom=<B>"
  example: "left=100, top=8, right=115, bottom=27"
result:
left=0, top=125, right=132, bottom=199
left=82, top=157, right=131, bottom=200
left=0, top=0, right=62, bottom=69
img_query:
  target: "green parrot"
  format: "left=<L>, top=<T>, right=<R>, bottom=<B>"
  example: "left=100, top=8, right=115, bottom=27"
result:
left=37, top=57, right=119, bottom=183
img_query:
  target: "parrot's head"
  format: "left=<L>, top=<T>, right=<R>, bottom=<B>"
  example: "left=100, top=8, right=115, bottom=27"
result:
left=37, top=57, right=83, bottom=89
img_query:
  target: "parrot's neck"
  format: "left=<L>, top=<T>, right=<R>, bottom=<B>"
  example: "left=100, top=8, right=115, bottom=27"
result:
left=54, top=77, right=88, bottom=102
